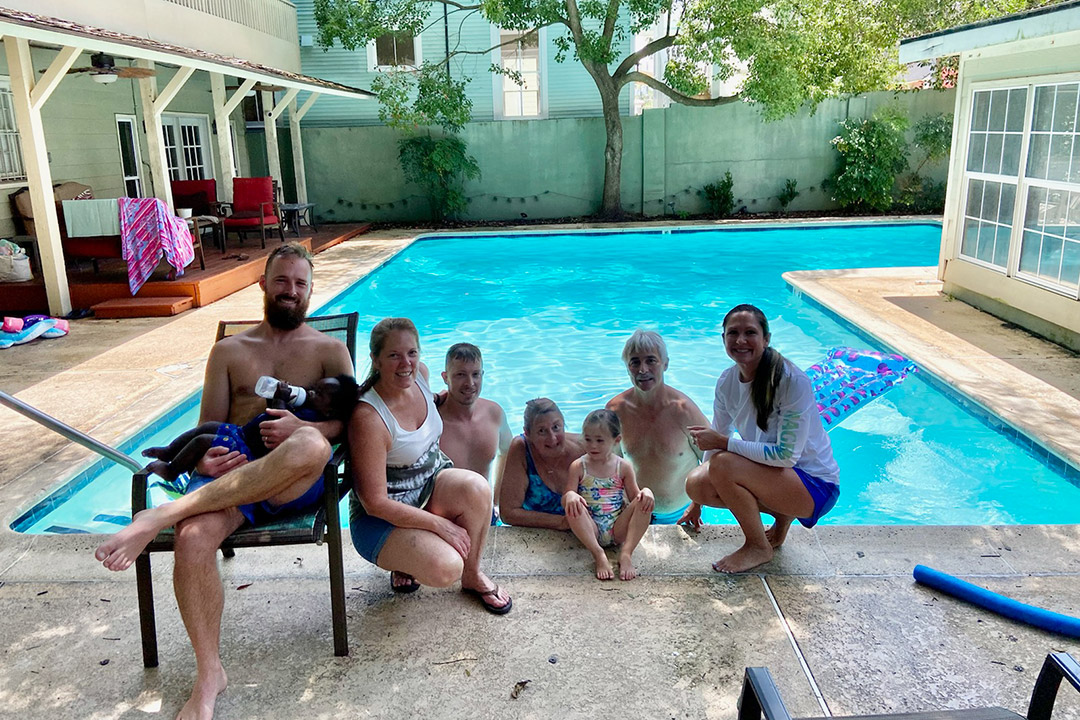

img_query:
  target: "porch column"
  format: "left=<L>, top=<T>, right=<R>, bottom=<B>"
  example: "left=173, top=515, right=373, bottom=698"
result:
left=210, top=74, right=254, bottom=204
left=289, top=93, right=320, bottom=205
left=262, top=89, right=281, bottom=193
left=5, top=38, right=82, bottom=316
left=137, top=61, right=195, bottom=208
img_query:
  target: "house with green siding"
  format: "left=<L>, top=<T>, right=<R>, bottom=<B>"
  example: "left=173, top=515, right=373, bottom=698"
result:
left=293, top=0, right=633, bottom=127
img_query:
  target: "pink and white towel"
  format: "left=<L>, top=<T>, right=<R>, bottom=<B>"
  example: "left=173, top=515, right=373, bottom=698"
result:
left=118, top=197, right=195, bottom=295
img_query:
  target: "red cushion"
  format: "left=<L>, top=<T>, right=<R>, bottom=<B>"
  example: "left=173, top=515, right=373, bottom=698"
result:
left=232, top=177, right=274, bottom=213
left=224, top=214, right=279, bottom=228
left=172, top=180, right=217, bottom=215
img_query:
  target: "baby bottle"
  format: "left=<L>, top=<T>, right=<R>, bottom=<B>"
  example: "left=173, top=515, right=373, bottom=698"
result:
left=254, top=375, right=307, bottom=406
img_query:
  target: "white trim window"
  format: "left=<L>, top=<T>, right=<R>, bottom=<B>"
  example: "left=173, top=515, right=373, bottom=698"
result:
left=1018, top=82, right=1080, bottom=292
left=960, top=86, right=1026, bottom=270
left=368, top=32, right=422, bottom=71
left=0, top=77, right=26, bottom=183
left=956, top=78, right=1080, bottom=297
left=115, top=115, right=143, bottom=197
left=162, top=113, right=214, bottom=181
left=493, top=28, right=544, bottom=119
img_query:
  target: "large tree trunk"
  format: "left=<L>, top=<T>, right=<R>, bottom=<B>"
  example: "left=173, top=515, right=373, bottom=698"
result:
left=597, top=81, right=625, bottom=219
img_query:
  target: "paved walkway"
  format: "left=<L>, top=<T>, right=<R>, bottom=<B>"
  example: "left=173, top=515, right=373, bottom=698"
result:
left=1, top=226, right=1078, bottom=719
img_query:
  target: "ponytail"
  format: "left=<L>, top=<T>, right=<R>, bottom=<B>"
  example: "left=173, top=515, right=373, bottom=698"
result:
left=751, top=346, right=785, bottom=431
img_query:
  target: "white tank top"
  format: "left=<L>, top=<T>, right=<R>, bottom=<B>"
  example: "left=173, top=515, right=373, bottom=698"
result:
left=360, top=372, right=443, bottom=467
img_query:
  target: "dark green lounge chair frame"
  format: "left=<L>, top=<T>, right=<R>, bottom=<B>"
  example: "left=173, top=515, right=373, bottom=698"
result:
left=132, top=312, right=359, bottom=668
left=738, top=652, right=1080, bottom=720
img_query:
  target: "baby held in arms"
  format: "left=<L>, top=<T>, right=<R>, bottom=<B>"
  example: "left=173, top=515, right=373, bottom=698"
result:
left=143, top=374, right=358, bottom=482
left=561, top=409, right=654, bottom=580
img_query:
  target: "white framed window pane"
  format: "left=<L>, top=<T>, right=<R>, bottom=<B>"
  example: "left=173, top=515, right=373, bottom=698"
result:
left=967, top=134, right=986, bottom=172
left=993, top=226, right=1012, bottom=267
left=1062, top=240, right=1080, bottom=287
left=1025, top=185, right=1047, bottom=229
left=0, top=85, right=25, bottom=181
left=1020, top=230, right=1042, bottom=273
left=982, top=181, right=1001, bottom=221
left=504, top=91, right=521, bottom=116
left=999, top=183, right=1016, bottom=224
left=1002, top=135, right=1022, bottom=176
left=1038, top=235, right=1063, bottom=281
left=989, top=90, right=1008, bottom=131
left=966, top=179, right=985, bottom=217
left=976, top=223, right=996, bottom=263
left=972, top=91, right=991, bottom=131
left=1026, top=134, right=1050, bottom=179
left=1051, top=84, right=1078, bottom=133
left=1032, top=86, right=1055, bottom=131
left=1048, top=135, right=1074, bottom=183
left=1006, top=88, right=1027, bottom=132
left=961, top=218, right=979, bottom=257
left=984, top=133, right=1004, bottom=174
left=522, top=92, right=539, bottom=116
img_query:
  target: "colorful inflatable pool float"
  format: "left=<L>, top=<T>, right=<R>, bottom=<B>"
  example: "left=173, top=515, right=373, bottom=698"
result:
left=805, top=347, right=918, bottom=429
left=0, top=316, right=69, bottom=349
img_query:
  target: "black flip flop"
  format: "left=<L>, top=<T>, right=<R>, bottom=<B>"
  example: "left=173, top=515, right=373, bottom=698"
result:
left=463, top=584, right=512, bottom=615
left=390, top=571, right=420, bottom=594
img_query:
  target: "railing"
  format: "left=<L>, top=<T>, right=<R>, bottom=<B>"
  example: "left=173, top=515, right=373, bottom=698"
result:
left=0, top=390, right=142, bottom=473
left=163, top=0, right=298, bottom=43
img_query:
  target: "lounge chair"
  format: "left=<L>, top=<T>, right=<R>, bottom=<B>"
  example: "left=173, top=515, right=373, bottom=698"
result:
left=132, top=312, right=358, bottom=668
left=738, top=652, right=1080, bottom=720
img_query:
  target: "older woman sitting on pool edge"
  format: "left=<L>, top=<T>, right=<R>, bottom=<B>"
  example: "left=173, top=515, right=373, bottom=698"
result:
left=686, top=304, right=840, bottom=574
left=348, top=317, right=511, bottom=614
left=498, top=398, right=585, bottom=529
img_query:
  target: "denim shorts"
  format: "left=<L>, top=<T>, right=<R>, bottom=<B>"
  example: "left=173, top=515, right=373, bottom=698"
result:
left=187, top=472, right=324, bottom=526
left=794, top=468, right=840, bottom=528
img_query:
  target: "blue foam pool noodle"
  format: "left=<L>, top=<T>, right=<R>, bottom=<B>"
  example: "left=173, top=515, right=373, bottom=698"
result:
left=913, top=564, right=1080, bottom=638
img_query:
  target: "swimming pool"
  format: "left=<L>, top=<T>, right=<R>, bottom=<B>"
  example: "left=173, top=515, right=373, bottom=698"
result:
left=13, top=221, right=1080, bottom=533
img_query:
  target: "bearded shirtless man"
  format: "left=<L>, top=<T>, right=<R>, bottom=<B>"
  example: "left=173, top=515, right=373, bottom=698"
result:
left=94, top=244, right=353, bottom=720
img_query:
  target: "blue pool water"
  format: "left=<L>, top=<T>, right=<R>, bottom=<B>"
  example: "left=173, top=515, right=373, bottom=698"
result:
left=15, top=221, right=1080, bottom=533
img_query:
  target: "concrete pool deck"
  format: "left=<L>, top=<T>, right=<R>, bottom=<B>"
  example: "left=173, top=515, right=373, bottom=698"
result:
left=1, top=223, right=1079, bottom=719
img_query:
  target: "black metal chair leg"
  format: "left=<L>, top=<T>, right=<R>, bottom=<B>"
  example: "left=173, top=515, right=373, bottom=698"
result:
left=135, top=553, right=159, bottom=668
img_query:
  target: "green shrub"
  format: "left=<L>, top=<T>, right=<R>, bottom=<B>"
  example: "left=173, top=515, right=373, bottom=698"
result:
left=703, top=172, right=735, bottom=217
left=828, top=110, right=909, bottom=211
left=398, top=134, right=481, bottom=222
left=777, top=178, right=799, bottom=210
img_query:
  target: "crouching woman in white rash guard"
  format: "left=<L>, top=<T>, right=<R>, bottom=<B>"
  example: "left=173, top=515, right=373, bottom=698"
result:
left=686, top=304, right=839, bottom=573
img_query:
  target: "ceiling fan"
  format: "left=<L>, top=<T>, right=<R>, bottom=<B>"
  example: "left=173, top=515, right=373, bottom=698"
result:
left=62, top=53, right=157, bottom=84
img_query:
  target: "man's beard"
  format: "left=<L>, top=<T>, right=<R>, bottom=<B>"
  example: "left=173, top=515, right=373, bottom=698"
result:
left=264, top=294, right=308, bottom=330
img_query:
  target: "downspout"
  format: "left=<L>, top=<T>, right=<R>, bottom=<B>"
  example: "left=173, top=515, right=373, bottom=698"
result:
left=444, top=4, right=451, bottom=80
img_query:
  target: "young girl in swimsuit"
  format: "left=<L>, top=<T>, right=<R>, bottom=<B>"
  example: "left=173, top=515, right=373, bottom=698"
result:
left=561, top=409, right=654, bottom=580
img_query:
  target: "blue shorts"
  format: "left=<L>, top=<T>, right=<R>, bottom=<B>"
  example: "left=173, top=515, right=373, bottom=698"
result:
left=652, top=503, right=691, bottom=525
left=794, top=468, right=839, bottom=528
left=187, top=472, right=325, bottom=526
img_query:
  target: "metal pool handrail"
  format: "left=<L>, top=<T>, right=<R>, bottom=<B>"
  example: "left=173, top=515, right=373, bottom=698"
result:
left=0, top=389, right=142, bottom=473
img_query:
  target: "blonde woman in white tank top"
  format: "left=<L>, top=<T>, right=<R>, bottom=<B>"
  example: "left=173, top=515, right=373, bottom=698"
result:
left=348, top=318, right=512, bottom=614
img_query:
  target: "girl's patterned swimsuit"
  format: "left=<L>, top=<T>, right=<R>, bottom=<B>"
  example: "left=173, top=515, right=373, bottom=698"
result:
left=578, top=457, right=625, bottom=547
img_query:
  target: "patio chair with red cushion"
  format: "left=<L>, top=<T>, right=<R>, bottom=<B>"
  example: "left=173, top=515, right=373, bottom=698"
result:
left=172, top=178, right=225, bottom=256
left=221, top=176, right=284, bottom=249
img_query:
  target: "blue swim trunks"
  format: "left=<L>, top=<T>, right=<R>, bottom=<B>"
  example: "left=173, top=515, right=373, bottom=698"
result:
left=794, top=468, right=840, bottom=528
left=186, top=471, right=325, bottom=526
left=651, top=503, right=691, bottom=525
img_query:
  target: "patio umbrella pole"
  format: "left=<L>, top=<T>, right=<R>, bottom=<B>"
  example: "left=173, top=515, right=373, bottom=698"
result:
left=0, top=390, right=142, bottom=472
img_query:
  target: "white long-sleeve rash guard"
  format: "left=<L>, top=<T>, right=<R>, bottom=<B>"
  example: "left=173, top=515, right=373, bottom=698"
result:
left=707, top=357, right=839, bottom=487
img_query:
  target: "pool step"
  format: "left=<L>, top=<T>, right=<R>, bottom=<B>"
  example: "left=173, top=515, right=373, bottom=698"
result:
left=91, top=296, right=194, bottom=318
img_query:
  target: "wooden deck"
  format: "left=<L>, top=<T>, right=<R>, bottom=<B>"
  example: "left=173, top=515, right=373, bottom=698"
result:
left=0, top=223, right=371, bottom=318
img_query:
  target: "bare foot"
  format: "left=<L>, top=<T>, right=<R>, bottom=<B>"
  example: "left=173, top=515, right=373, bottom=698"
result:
left=142, top=446, right=168, bottom=459
left=617, top=553, right=638, bottom=581
left=176, top=666, right=228, bottom=720
left=711, top=543, right=774, bottom=573
left=593, top=552, right=614, bottom=581
left=94, top=508, right=165, bottom=571
left=765, top=516, right=794, bottom=548
left=146, top=460, right=177, bottom=482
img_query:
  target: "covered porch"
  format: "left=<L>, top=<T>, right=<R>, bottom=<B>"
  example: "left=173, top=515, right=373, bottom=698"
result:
left=0, top=6, right=374, bottom=318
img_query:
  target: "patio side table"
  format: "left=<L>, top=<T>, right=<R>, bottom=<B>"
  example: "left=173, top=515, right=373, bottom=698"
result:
left=279, top=202, right=317, bottom=236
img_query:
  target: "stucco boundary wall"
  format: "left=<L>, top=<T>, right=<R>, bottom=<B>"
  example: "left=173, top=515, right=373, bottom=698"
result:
left=299, top=89, right=955, bottom=223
